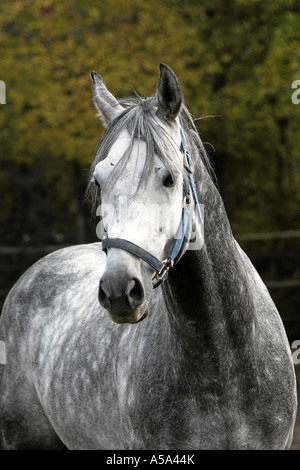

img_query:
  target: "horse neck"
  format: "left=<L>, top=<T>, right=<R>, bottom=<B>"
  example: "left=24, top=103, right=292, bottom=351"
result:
left=161, top=167, right=256, bottom=356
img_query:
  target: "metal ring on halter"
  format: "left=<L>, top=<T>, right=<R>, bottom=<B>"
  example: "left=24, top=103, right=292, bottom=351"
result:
left=155, top=258, right=174, bottom=284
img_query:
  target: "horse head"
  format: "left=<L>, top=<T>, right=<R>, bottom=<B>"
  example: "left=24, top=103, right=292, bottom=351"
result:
left=90, top=64, right=201, bottom=324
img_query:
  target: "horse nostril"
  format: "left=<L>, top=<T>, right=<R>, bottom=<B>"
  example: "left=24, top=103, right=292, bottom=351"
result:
left=98, top=279, right=111, bottom=310
left=126, top=278, right=145, bottom=308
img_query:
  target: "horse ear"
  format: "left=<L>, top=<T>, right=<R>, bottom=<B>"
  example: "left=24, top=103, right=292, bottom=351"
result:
left=156, top=63, right=183, bottom=121
left=91, top=71, right=124, bottom=127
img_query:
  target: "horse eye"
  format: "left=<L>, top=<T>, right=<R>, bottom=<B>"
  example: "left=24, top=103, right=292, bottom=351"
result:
left=163, top=173, right=175, bottom=188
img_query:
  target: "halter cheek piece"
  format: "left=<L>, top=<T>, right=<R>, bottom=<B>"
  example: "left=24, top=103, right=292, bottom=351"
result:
left=101, top=129, right=203, bottom=288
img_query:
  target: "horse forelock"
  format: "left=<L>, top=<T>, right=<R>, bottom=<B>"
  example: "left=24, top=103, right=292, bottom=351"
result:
left=86, top=93, right=213, bottom=212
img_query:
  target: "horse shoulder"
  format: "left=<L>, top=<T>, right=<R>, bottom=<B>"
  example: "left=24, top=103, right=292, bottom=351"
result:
left=0, top=243, right=106, bottom=352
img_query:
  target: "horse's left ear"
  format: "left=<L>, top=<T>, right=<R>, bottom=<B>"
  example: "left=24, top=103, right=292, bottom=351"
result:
left=156, top=63, right=183, bottom=121
left=91, top=71, right=124, bottom=127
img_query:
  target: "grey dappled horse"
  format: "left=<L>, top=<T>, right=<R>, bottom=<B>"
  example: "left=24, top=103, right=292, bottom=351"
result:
left=0, top=64, right=297, bottom=450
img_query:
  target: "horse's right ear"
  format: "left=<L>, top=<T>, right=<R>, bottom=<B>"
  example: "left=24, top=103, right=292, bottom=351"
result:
left=91, top=71, right=124, bottom=127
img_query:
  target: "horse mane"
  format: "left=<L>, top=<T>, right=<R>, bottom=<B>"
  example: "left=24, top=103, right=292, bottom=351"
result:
left=86, top=93, right=214, bottom=212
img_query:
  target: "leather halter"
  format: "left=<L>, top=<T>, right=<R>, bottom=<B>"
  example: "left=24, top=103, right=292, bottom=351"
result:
left=101, top=129, right=202, bottom=288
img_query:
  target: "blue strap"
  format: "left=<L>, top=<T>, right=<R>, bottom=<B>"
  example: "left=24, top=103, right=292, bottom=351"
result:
left=188, top=173, right=203, bottom=224
left=102, top=238, right=164, bottom=272
left=169, top=206, right=191, bottom=263
left=180, top=129, right=203, bottom=225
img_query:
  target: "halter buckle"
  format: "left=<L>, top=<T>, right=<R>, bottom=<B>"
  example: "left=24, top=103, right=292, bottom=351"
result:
left=155, top=258, right=174, bottom=284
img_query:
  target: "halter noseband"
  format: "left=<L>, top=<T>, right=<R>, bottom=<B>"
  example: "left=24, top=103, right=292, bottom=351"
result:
left=101, top=129, right=202, bottom=288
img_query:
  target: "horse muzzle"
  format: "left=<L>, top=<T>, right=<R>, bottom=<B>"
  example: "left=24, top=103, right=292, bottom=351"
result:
left=98, top=259, right=151, bottom=324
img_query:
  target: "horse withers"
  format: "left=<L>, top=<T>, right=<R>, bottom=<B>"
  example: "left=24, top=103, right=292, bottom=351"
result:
left=0, top=64, right=297, bottom=449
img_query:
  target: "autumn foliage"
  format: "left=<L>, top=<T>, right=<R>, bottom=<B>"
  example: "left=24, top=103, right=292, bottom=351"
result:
left=0, top=0, right=300, bottom=241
